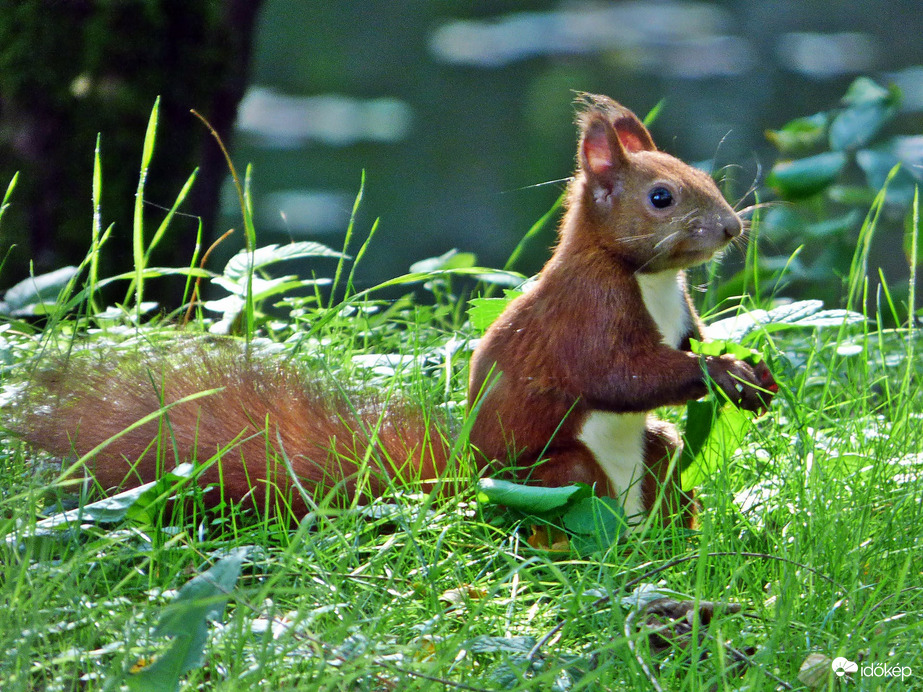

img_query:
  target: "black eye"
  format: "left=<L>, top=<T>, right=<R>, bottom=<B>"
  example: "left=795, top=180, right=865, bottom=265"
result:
left=648, top=186, right=674, bottom=209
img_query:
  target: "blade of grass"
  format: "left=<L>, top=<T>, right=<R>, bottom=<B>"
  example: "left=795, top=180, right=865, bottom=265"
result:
left=88, top=134, right=103, bottom=315
left=503, top=193, right=563, bottom=272
left=846, top=163, right=899, bottom=313
left=127, top=98, right=160, bottom=320
left=0, top=170, right=18, bottom=224
left=0, top=173, right=19, bottom=284
left=179, top=217, right=206, bottom=324
left=329, top=170, right=365, bottom=308
left=143, top=169, right=199, bottom=265
left=344, top=216, right=378, bottom=298
left=191, top=109, right=257, bottom=341
left=907, top=185, right=919, bottom=327
left=746, top=193, right=762, bottom=304
left=901, top=186, right=919, bottom=401
left=242, top=163, right=257, bottom=341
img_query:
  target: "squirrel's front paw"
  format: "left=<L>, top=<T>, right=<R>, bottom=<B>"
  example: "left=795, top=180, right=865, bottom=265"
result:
left=705, top=355, right=775, bottom=413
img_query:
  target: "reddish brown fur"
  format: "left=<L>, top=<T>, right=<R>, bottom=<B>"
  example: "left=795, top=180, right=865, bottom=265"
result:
left=16, top=344, right=451, bottom=517
left=467, top=94, right=773, bottom=525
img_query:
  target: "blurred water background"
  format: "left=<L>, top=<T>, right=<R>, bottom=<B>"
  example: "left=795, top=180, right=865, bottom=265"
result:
left=232, top=0, right=923, bottom=294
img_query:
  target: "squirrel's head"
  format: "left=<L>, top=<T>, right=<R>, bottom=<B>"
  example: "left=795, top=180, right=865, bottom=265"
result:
left=568, top=93, right=742, bottom=273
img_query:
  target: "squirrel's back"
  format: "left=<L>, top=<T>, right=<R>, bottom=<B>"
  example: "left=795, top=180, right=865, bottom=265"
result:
left=14, top=341, right=453, bottom=516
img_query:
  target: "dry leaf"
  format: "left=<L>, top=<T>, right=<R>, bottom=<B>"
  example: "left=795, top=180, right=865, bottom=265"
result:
left=527, top=524, right=570, bottom=552
left=798, top=653, right=832, bottom=688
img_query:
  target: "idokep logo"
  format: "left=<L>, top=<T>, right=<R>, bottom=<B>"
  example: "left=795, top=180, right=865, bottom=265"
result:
left=831, top=656, right=913, bottom=681
left=831, top=657, right=858, bottom=676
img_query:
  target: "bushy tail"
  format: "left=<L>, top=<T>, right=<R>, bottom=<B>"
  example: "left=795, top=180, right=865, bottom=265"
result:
left=11, top=340, right=454, bottom=516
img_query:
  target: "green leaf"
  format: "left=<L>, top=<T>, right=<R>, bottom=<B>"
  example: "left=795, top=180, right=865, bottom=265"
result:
left=468, top=290, right=523, bottom=333
left=766, top=151, right=847, bottom=199
left=476, top=478, right=589, bottom=513
left=842, top=76, right=892, bottom=105
left=689, top=337, right=762, bottom=364
left=681, top=405, right=750, bottom=491
left=857, top=136, right=923, bottom=206
left=126, top=549, right=247, bottom=691
left=409, top=249, right=477, bottom=273
left=765, top=112, right=829, bottom=154
left=679, top=398, right=720, bottom=475
left=829, top=78, right=900, bottom=151
left=562, top=496, right=626, bottom=538
left=467, top=635, right=537, bottom=655
left=9, top=466, right=198, bottom=545
left=223, top=242, right=345, bottom=282
left=1, top=266, right=80, bottom=314
left=830, top=102, right=897, bottom=151
left=803, top=210, right=862, bottom=238
left=705, top=299, right=865, bottom=341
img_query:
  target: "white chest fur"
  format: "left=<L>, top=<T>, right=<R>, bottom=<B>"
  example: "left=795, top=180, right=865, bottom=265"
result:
left=577, top=270, right=689, bottom=521
left=636, top=269, right=690, bottom=349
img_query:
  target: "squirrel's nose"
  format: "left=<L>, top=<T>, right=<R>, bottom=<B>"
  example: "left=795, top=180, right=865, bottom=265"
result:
left=722, top=214, right=743, bottom=240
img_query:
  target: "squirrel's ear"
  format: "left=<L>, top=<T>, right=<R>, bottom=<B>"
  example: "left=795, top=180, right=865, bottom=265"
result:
left=577, top=94, right=657, bottom=177
left=611, top=110, right=657, bottom=154
left=580, top=116, right=621, bottom=181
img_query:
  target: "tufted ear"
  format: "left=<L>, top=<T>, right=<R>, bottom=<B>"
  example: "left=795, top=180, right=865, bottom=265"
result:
left=577, top=95, right=657, bottom=189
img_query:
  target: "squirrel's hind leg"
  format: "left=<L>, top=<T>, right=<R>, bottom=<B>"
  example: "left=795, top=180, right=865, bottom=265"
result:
left=641, top=418, right=696, bottom=528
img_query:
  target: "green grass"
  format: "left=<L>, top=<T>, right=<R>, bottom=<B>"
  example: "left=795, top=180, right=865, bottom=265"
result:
left=1, top=116, right=922, bottom=691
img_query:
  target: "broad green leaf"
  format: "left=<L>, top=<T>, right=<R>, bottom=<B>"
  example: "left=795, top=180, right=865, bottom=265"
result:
left=223, top=242, right=345, bottom=282
left=803, top=210, right=861, bottom=238
left=842, top=76, right=892, bottom=105
left=566, top=497, right=627, bottom=556
left=682, top=405, right=750, bottom=491
left=705, top=300, right=865, bottom=341
left=828, top=78, right=900, bottom=151
left=2, top=266, right=80, bottom=311
left=792, top=309, right=866, bottom=328
left=353, top=266, right=525, bottom=296
left=476, top=478, right=589, bottom=513
left=467, top=635, right=537, bottom=654
left=468, top=290, right=523, bottom=333
left=679, top=398, right=720, bottom=475
left=830, top=101, right=898, bottom=151
left=562, top=496, right=626, bottom=540
left=126, top=549, right=247, bottom=691
left=766, top=151, right=847, bottom=199
left=856, top=137, right=923, bottom=206
left=8, top=466, right=198, bottom=544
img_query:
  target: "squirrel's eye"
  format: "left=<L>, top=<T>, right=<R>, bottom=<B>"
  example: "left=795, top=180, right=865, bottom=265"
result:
left=648, top=186, right=674, bottom=209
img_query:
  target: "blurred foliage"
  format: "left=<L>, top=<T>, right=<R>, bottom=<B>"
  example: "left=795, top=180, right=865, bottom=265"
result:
left=753, top=77, right=922, bottom=308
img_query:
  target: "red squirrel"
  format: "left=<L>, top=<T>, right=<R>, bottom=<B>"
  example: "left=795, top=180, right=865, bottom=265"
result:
left=11, top=94, right=773, bottom=522
left=469, top=94, right=773, bottom=525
